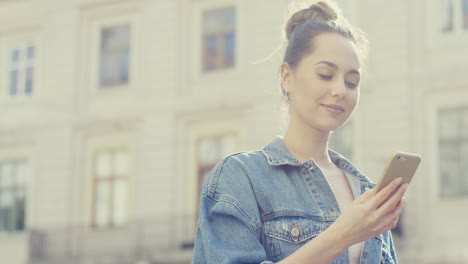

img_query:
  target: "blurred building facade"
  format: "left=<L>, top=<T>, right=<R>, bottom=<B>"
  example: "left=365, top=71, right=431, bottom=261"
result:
left=0, top=0, right=467, bottom=263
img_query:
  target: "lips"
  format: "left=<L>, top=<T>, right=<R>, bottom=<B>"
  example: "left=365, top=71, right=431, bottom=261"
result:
left=321, top=103, right=345, bottom=113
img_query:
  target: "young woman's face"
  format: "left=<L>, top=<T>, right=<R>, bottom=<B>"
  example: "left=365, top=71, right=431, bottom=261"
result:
left=282, top=32, right=361, bottom=133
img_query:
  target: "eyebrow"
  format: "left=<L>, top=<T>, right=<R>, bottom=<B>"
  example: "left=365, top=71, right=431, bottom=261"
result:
left=314, top=61, right=360, bottom=75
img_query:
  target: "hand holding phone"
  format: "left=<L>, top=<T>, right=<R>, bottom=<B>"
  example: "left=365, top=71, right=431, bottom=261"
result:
left=373, top=152, right=422, bottom=196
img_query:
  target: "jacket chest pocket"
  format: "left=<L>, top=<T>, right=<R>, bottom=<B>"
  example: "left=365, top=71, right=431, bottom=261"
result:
left=262, top=217, right=328, bottom=262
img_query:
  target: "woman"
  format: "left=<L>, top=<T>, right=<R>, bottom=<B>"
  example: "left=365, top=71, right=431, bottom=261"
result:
left=192, top=1, right=406, bottom=263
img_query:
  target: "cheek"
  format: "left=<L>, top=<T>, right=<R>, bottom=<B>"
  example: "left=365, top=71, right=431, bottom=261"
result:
left=347, top=91, right=359, bottom=109
left=296, top=78, right=322, bottom=98
left=295, top=87, right=320, bottom=109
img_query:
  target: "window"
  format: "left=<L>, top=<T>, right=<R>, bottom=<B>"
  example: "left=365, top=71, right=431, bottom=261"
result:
left=438, top=107, right=468, bottom=198
left=440, top=0, right=468, bottom=33
left=330, top=121, right=354, bottom=162
left=465, top=0, right=468, bottom=29
left=92, top=149, right=129, bottom=228
left=202, top=7, right=236, bottom=72
left=184, top=116, right=244, bottom=237
left=99, top=24, right=131, bottom=88
left=194, top=133, right=238, bottom=225
left=196, top=134, right=238, bottom=194
left=8, top=43, right=35, bottom=97
left=0, top=159, right=28, bottom=232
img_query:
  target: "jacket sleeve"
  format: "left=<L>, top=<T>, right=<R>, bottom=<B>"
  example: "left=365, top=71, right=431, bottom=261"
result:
left=192, top=156, right=274, bottom=264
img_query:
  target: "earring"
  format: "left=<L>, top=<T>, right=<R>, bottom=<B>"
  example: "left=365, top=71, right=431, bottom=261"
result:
left=284, top=90, right=290, bottom=103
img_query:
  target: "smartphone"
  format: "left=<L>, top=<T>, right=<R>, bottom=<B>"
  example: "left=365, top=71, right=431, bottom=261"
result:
left=373, top=152, right=422, bottom=195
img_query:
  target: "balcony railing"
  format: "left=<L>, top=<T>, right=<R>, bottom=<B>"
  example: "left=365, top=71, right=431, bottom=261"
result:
left=28, top=215, right=195, bottom=264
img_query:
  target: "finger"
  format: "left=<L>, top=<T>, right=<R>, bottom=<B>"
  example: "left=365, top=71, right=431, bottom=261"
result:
left=393, top=216, right=400, bottom=228
left=397, top=196, right=406, bottom=207
left=377, top=183, right=408, bottom=214
left=378, top=205, right=404, bottom=234
left=370, top=177, right=403, bottom=209
left=383, top=196, right=406, bottom=226
left=355, top=188, right=374, bottom=203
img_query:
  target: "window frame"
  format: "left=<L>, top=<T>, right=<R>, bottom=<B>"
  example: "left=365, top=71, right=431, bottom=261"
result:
left=79, top=2, right=141, bottom=99
left=195, top=134, right=239, bottom=216
left=201, top=6, right=236, bottom=72
left=0, top=148, right=32, bottom=236
left=427, top=0, right=468, bottom=50
left=192, top=0, right=243, bottom=81
left=439, top=0, right=468, bottom=34
left=90, top=18, right=135, bottom=92
left=427, top=91, right=468, bottom=203
left=8, top=43, right=35, bottom=97
left=0, top=32, right=40, bottom=103
left=91, top=148, right=130, bottom=229
left=0, top=159, right=28, bottom=232
left=183, top=115, right=244, bottom=237
left=84, top=133, right=134, bottom=230
left=436, top=107, right=468, bottom=199
left=98, top=23, right=132, bottom=89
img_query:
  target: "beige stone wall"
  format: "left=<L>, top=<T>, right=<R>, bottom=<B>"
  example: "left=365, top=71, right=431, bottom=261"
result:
left=0, top=0, right=467, bottom=263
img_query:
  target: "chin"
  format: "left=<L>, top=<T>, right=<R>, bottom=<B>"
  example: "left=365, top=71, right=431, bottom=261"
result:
left=316, top=120, right=346, bottom=133
left=308, top=124, right=338, bottom=134
left=300, top=113, right=348, bottom=133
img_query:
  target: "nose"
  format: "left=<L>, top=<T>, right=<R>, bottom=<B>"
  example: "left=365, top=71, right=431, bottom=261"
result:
left=330, top=78, right=347, bottom=97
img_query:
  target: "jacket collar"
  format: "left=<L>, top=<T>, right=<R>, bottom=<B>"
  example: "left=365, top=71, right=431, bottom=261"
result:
left=261, top=137, right=301, bottom=166
left=261, top=137, right=368, bottom=181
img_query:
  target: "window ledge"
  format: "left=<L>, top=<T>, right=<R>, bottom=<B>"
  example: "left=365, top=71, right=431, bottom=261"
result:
left=429, top=31, right=468, bottom=50
left=0, top=230, right=28, bottom=240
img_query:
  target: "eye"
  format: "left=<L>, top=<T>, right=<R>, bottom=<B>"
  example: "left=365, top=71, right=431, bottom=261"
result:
left=318, top=74, right=333, bottom=81
left=345, top=81, right=358, bottom=89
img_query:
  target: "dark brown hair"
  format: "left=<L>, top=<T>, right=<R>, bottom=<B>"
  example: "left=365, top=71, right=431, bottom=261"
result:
left=283, top=1, right=368, bottom=70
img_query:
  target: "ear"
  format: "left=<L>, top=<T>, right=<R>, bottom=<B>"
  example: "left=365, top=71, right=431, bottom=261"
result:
left=280, top=62, right=294, bottom=94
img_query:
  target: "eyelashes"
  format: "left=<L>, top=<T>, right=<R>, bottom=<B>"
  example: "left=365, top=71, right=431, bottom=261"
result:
left=345, top=81, right=358, bottom=89
left=319, top=74, right=333, bottom=81
left=318, top=74, right=358, bottom=89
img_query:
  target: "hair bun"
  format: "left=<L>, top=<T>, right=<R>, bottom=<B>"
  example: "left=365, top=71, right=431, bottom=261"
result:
left=285, top=1, right=339, bottom=41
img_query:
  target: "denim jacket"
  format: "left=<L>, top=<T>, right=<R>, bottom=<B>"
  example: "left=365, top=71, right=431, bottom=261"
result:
left=193, top=137, right=398, bottom=264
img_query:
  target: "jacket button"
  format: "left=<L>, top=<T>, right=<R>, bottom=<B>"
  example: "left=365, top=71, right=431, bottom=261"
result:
left=291, top=224, right=300, bottom=238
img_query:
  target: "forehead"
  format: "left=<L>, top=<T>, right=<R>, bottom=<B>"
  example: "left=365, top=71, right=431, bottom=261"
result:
left=300, top=33, right=360, bottom=71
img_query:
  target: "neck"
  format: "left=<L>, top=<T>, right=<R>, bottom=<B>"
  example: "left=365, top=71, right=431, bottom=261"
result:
left=282, top=118, right=332, bottom=166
